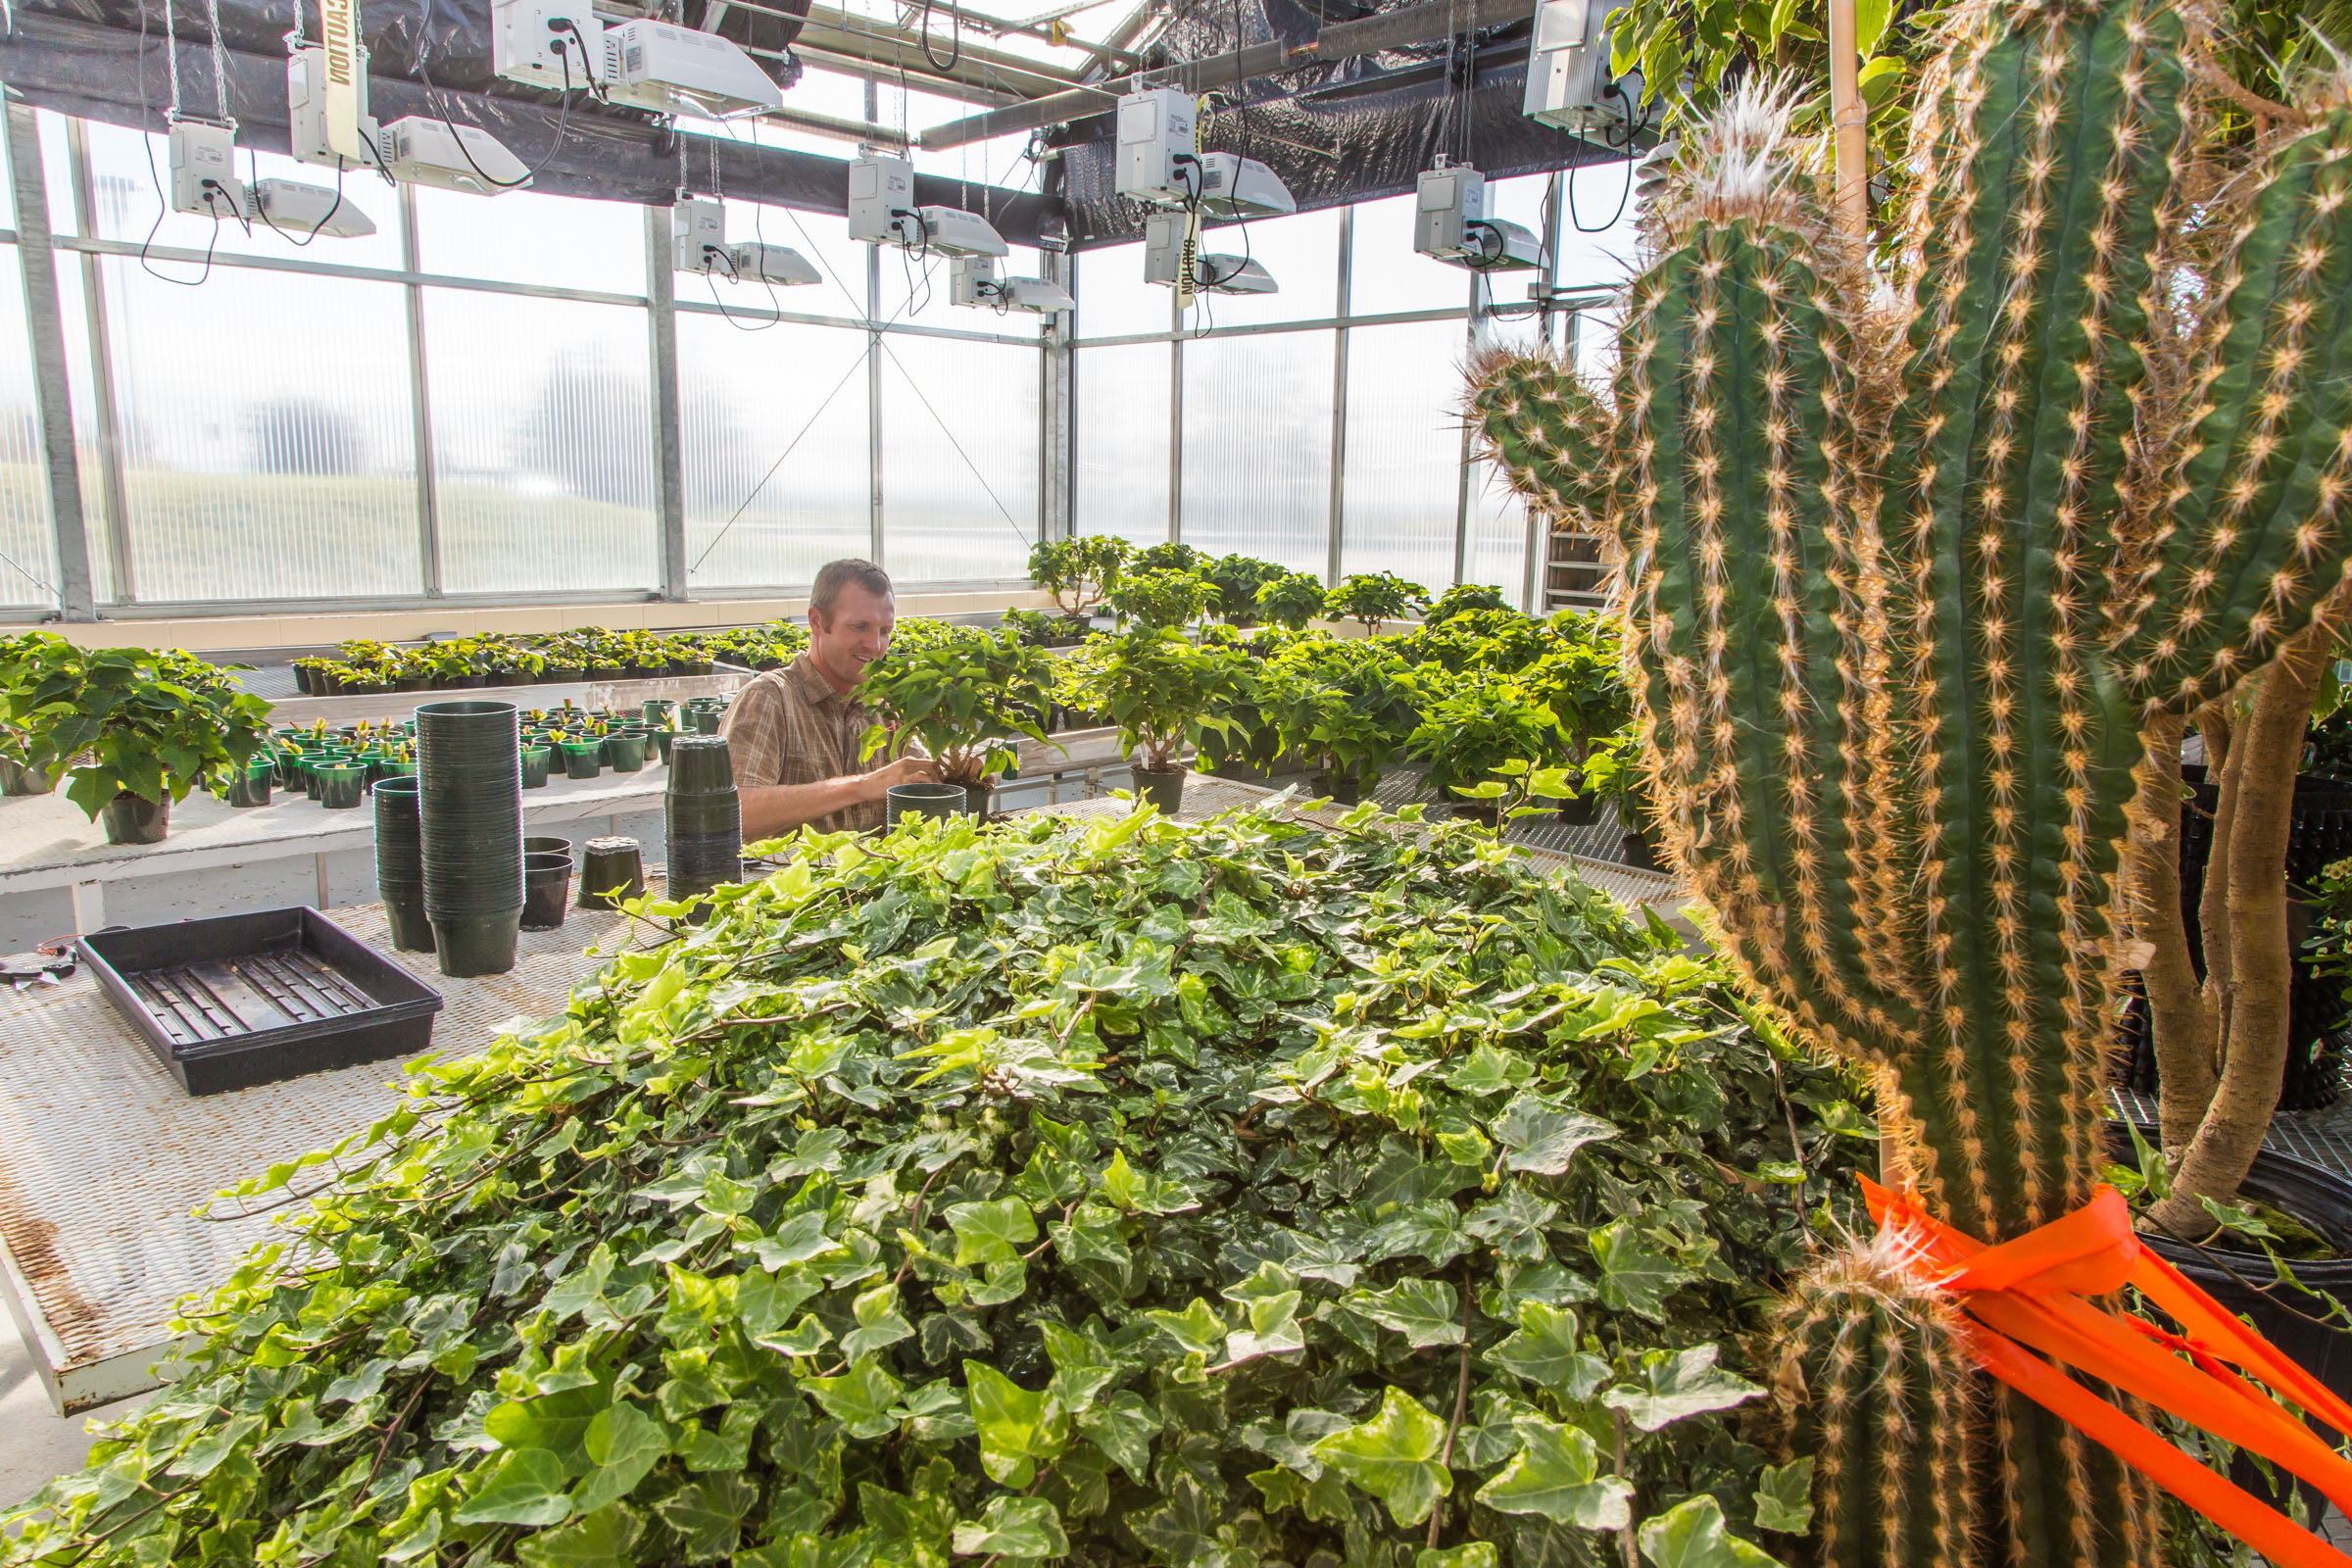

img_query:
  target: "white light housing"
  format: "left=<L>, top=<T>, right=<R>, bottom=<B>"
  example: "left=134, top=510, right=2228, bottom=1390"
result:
left=1414, top=162, right=1544, bottom=270
left=168, top=121, right=244, bottom=217
left=915, top=206, right=1007, bottom=259
left=377, top=116, right=530, bottom=195
left=246, top=177, right=377, bottom=237
left=673, top=195, right=727, bottom=271
left=602, top=20, right=782, bottom=120
left=1523, top=0, right=1642, bottom=129
left=950, top=255, right=1069, bottom=314
left=287, top=45, right=373, bottom=171
left=1115, top=86, right=1200, bottom=206
left=492, top=0, right=604, bottom=92
left=728, top=242, right=819, bottom=286
left=1195, top=254, right=1277, bottom=294
left=848, top=150, right=917, bottom=244
left=1195, top=151, right=1294, bottom=218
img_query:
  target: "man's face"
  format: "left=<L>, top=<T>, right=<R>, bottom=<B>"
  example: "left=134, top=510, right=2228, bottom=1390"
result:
left=809, top=585, right=896, bottom=687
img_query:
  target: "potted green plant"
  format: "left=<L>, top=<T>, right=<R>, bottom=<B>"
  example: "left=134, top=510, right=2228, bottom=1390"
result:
left=1266, top=635, right=1423, bottom=804
left=1028, top=535, right=1133, bottom=634
left=1576, top=730, right=1652, bottom=866
left=1253, top=570, right=1329, bottom=631
left=1133, top=540, right=1207, bottom=575
left=1202, top=554, right=1285, bottom=626
left=7, top=640, right=270, bottom=845
left=1106, top=567, right=1216, bottom=632
left=1323, top=570, right=1426, bottom=635
left=1420, top=582, right=1509, bottom=623
left=1078, top=626, right=1251, bottom=814
left=1402, top=669, right=1564, bottom=824
left=858, top=624, right=1058, bottom=815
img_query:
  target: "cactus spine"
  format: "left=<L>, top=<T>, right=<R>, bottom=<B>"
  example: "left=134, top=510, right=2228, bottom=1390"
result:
left=1470, top=0, right=2352, bottom=1562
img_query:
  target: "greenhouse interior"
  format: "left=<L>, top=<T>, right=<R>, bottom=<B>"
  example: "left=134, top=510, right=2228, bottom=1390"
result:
left=7, top=0, right=2352, bottom=1564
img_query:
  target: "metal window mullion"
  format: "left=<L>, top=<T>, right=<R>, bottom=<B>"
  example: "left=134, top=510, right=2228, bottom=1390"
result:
left=1450, top=268, right=1483, bottom=589
left=1166, top=282, right=1182, bottom=545
left=865, top=74, right=886, bottom=568
left=4, top=99, right=93, bottom=621
left=1326, top=205, right=1350, bottom=586
left=646, top=205, right=687, bottom=602
left=400, top=185, right=443, bottom=598
left=1038, top=249, right=1072, bottom=545
left=64, top=118, right=132, bottom=607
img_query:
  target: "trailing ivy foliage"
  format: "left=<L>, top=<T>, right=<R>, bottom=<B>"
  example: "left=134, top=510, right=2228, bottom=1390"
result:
left=5, top=805, right=1865, bottom=1568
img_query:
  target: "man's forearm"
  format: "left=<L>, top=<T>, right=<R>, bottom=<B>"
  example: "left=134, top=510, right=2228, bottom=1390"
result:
left=740, top=775, right=872, bottom=838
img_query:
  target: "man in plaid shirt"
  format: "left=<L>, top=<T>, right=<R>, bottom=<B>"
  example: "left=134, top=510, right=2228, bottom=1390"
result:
left=720, top=559, right=937, bottom=836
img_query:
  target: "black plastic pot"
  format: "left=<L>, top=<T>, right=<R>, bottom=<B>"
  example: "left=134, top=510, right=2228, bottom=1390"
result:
left=1558, top=792, right=1598, bottom=826
left=415, top=701, right=522, bottom=979
left=1131, top=767, right=1185, bottom=816
left=961, top=783, right=992, bottom=817
left=888, top=782, right=968, bottom=827
left=522, top=852, right=572, bottom=932
left=432, top=910, right=522, bottom=978
left=102, top=793, right=169, bottom=845
left=523, top=835, right=571, bottom=859
left=0, top=758, right=54, bottom=796
left=579, top=838, right=644, bottom=909
left=521, top=746, right=552, bottom=790
left=1313, top=771, right=1361, bottom=806
left=669, top=735, right=734, bottom=793
left=1620, top=829, right=1659, bottom=871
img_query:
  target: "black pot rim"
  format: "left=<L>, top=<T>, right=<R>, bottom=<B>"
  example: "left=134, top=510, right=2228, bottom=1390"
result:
left=2108, top=1119, right=2352, bottom=1275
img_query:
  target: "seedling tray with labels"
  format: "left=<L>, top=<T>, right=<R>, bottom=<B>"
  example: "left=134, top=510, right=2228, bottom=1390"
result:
left=78, top=906, right=444, bottom=1095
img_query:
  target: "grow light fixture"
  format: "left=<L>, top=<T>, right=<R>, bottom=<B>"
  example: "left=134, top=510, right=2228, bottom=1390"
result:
left=244, top=177, right=378, bottom=238
left=491, top=0, right=604, bottom=92
left=1140, top=212, right=1276, bottom=294
left=1114, top=86, right=1201, bottom=206
left=1413, top=160, right=1543, bottom=270
left=167, top=121, right=244, bottom=218
left=949, top=256, right=1071, bottom=314
left=728, top=242, right=821, bottom=286
left=1194, top=151, right=1295, bottom=219
left=287, top=44, right=368, bottom=172
left=846, top=153, right=1006, bottom=258
left=1523, top=0, right=1642, bottom=130
left=376, top=116, right=532, bottom=195
left=602, top=20, right=782, bottom=121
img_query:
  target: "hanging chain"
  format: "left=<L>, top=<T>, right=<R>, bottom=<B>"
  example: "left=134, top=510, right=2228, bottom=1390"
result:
left=205, top=0, right=234, bottom=127
left=162, top=0, right=185, bottom=121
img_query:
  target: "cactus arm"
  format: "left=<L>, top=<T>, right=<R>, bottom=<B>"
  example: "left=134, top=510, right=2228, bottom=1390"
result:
left=2119, top=109, right=2352, bottom=711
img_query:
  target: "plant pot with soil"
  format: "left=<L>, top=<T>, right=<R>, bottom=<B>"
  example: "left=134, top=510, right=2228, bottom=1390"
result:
left=558, top=740, right=602, bottom=780
left=101, top=792, right=169, bottom=845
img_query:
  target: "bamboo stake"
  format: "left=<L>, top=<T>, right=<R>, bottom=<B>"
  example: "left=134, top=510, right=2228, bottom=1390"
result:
left=1827, top=0, right=1869, bottom=237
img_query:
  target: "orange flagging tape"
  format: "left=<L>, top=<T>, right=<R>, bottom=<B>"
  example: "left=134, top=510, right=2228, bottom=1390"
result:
left=1863, top=1177, right=2352, bottom=1568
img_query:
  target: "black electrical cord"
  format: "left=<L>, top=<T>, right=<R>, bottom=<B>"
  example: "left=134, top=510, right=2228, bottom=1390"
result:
left=248, top=147, right=349, bottom=246
left=1566, top=81, right=1642, bottom=233
left=919, top=0, right=962, bottom=73
left=410, top=4, right=581, bottom=190
left=705, top=246, right=783, bottom=331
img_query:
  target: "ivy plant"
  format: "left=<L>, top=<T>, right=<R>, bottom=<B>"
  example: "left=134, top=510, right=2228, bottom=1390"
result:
left=857, top=625, right=1056, bottom=787
left=4, top=638, right=270, bottom=819
left=4, top=802, right=1864, bottom=1568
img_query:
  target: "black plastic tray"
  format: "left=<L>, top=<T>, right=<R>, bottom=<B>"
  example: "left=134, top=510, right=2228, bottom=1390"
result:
left=79, top=906, right=444, bottom=1096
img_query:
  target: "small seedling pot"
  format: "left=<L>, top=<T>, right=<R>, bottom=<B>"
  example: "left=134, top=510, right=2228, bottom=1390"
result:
left=606, top=731, right=649, bottom=773
left=667, top=735, right=733, bottom=793
left=520, top=746, right=553, bottom=789
left=225, top=760, right=272, bottom=808
left=316, top=763, right=368, bottom=809
left=560, top=742, right=604, bottom=780
left=431, top=909, right=521, bottom=978
left=523, top=835, right=571, bottom=859
left=1130, top=767, right=1185, bottom=816
left=578, top=838, right=645, bottom=909
left=521, top=852, right=572, bottom=932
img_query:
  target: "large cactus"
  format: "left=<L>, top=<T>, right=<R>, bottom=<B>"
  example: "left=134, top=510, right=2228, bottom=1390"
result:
left=1469, top=1, right=2352, bottom=1562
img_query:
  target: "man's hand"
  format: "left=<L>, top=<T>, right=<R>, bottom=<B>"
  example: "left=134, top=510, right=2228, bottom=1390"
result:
left=863, top=754, right=943, bottom=800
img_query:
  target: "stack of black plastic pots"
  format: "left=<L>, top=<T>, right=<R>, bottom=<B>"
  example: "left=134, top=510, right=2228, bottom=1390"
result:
left=415, top=700, right=523, bottom=977
left=372, top=776, right=431, bottom=954
left=665, top=736, right=741, bottom=922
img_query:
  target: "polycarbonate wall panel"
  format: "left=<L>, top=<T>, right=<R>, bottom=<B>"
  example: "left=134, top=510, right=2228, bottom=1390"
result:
left=79, top=120, right=405, bottom=271
left=1076, top=244, right=1172, bottom=340
left=1072, top=342, right=1169, bottom=546
left=679, top=315, right=870, bottom=590
left=1466, top=465, right=1532, bottom=607
left=879, top=333, right=1038, bottom=581
left=1178, top=330, right=1331, bottom=570
left=1339, top=320, right=1468, bottom=588
left=415, top=186, right=647, bottom=295
left=422, top=289, right=658, bottom=594
left=98, top=257, right=420, bottom=601
left=1177, top=208, right=1340, bottom=331
left=0, top=251, right=60, bottom=607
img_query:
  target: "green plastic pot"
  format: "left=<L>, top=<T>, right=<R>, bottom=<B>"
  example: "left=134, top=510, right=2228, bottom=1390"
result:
left=560, top=742, right=603, bottom=780
left=521, top=746, right=553, bottom=789
left=606, top=731, right=649, bottom=773
left=224, top=760, right=272, bottom=808
left=316, top=762, right=368, bottom=809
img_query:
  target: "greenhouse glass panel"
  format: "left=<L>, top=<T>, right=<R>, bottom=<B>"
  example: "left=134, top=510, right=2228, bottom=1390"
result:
left=712, top=195, right=870, bottom=323
left=879, top=333, right=1038, bottom=581
left=1551, top=166, right=1642, bottom=289
left=679, top=314, right=870, bottom=591
left=1465, top=461, right=1532, bottom=606
left=415, top=185, right=647, bottom=296
left=1175, top=207, right=1339, bottom=331
left=1075, top=244, right=1171, bottom=341
left=98, top=257, right=419, bottom=601
left=1072, top=341, right=1168, bottom=546
left=422, top=289, right=658, bottom=594
left=79, top=120, right=404, bottom=270
left=1348, top=192, right=1475, bottom=319
left=48, top=253, right=113, bottom=603
left=1340, top=318, right=1469, bottom=587
left=0, top=251, right=59, bottom=609
left=1179, top=329, right=1330, bottom=570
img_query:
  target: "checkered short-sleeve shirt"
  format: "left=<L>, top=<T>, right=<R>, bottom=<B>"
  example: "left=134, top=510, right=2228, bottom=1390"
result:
left=718, top=654, right=893, bottom=834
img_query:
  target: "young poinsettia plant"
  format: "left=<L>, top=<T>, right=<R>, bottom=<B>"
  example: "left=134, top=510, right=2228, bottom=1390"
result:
left=858, top=624, right=1055, bottom=788
left=1107, top=567, right=1217, bottom=632
left=1325, top=571, right=1426, bottom=634
left=1254, top=569, right=1330, bottom=630
left=5, top=637, right=270, bottom=822
left=1079, top=625, right=1252, bottom=774
left=1202, top=554, right=1286, bottom=626
left=1265, top=633, right=1424, bottom=798
left=1028, top=535, right=1132, bottom=622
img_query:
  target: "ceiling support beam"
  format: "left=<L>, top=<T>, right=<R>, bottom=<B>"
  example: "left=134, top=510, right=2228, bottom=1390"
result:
left=918, top=0, right=1533, bottom=150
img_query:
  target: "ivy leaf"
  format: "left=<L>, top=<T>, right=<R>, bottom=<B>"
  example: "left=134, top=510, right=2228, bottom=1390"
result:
left=515, top=1502, right=646, bottom=1568
left=1476, top=1417, right=1633, bottom=1530
left=1143, top=1298, right=1225, bottom=1357
left=755, top=1211, right=841, bottom=1269
left=1418, top=1545, right=1499, bottom=1568
left=1101, top=1150, right=1198, bottom=1214
left=1223, top=1266, right=1306, bottom=1363
left=657, top=1473, right=759, bottom=1562
left=454, top=1447, right=574, bottom=1528
left=1590, top=1220, right=1691, bottom=1322
left=1752, top=1458, right=1814, bottom=1534
left=964, top=1361, right=1067, bottom=1487
left=947, top=1198, right=1038, bottom=1267
left=807, top=1358, right=905, bottom=1441
left=951, top=1495, right=1069, bottom=1558
left=573, top=1400, right=668, bottom=1514
left=840, top=1282, right=916, bottom=1358
left=1351, top=1278, right=1465, bottom=1347
left=1483, top=1300, right=1604, bottom=1398
left=1637, top=1495, right=1787, bottom=1568
left=1494, top=1096, right=1619, bottom=1176
left=1601, top=1345, right=1763, bottom=1432
left=1311, top=1386, right=1451, bottom=1529
left=1075, top=1390, right=1161, bottom=1482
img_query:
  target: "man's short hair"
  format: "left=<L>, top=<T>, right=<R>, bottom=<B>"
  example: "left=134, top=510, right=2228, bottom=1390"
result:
left=809, top=560, right=894, bottom=626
